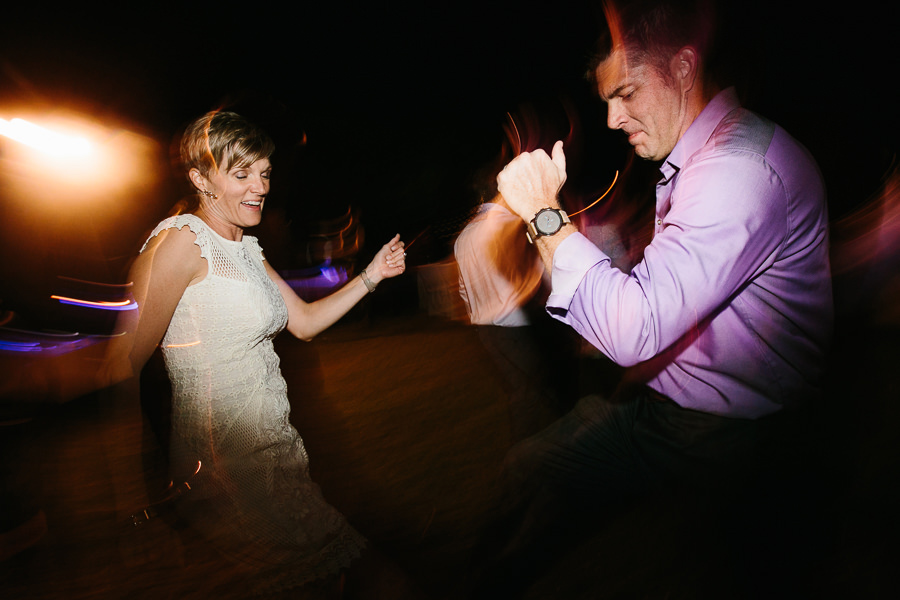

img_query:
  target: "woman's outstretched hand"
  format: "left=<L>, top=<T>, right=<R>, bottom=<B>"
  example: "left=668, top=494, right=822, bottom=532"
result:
left=366, top=234, right=406, bottom=285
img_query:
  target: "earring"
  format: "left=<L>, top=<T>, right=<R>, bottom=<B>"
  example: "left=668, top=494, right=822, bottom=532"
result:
left=200, top=189, right=218, bottom=200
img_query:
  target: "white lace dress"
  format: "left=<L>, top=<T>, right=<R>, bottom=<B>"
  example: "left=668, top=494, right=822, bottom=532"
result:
left=142, top=214, right=365, bottom=593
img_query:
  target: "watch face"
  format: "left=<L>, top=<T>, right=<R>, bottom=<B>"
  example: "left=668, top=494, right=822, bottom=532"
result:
left=535, top=209, right=563, bottom=235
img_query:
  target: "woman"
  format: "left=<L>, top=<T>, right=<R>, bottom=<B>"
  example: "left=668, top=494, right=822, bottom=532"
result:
left=123, top=110, right=406, bottom=595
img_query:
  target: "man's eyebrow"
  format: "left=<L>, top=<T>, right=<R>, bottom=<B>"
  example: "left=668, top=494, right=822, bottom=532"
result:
left=601, top=84, right=628, bottom=102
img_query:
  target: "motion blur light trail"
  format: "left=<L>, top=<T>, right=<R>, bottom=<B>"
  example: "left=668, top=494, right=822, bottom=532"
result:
left=49, top=295, right=137, bottom=311
left=0, top=328, right=104, bottom=356
left=831, top=164, right=900, bottom=323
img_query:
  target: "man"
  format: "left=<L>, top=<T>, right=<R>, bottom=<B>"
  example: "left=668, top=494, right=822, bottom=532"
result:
left=478, top=0, right=833, bottom=594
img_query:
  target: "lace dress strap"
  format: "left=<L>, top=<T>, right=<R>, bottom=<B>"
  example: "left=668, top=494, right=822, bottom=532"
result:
left=140, top=214, right=212, bottom=261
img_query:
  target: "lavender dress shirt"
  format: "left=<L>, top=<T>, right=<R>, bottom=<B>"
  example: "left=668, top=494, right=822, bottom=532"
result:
left=548, top=88, right=833, bottom=418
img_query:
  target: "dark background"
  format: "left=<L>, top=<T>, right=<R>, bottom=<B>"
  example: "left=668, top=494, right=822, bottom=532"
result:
left=1, top=0, right=897, bottom=282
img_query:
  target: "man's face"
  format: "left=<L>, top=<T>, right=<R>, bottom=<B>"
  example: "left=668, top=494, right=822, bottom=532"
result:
left=596, top=49, right=687, bottom=161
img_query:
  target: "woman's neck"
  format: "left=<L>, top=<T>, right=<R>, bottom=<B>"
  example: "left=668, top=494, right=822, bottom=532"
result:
left=195, top=208, right=243, bottom=241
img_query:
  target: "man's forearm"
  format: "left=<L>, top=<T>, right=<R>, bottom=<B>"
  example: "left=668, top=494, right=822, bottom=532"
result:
left=533, top=223, right=577, bottom=273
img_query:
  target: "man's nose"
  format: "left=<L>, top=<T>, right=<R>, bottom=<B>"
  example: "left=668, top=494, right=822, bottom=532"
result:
left=607, top=101, right=625, bottom=130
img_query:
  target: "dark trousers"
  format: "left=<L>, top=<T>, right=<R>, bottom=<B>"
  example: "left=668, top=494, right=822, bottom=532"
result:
left=473, top=385, right=809, bottom=598
left=502, top=386, right=789, bottom=498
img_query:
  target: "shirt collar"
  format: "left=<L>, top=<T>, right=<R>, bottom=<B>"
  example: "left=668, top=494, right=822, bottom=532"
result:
left=661, top=87, right=741, bottom=179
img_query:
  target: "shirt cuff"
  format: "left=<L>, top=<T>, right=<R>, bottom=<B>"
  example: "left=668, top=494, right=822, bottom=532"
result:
left=547, top=232, right=609, bottom=315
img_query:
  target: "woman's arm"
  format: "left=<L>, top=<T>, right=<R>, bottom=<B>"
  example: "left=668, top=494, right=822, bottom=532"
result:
left=266, top=234, right=406, bottom=341
left=118, top=226, right=206, bottom=374
left=88, top=225, right=206, bottom=396
left=99, top=225, right=205, bottom=536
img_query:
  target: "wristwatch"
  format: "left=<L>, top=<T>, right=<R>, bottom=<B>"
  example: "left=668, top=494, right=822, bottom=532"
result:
left=526, top=207, right=570, bottom=244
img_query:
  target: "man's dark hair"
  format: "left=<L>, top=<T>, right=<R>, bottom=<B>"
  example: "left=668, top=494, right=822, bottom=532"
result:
left=589, top=0, right=722, bottom=88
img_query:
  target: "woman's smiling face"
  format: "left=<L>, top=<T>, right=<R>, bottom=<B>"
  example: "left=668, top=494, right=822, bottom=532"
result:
left=194, top=157, right=271, bottom=233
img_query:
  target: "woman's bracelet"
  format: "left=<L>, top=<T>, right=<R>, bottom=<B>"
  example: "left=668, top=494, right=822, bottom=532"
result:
left=360, top=269, right=377, bottom=293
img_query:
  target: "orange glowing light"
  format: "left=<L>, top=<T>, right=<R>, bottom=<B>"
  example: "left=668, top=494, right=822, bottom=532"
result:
left=0, top=110, right=160, bottom=199
left=0, top=117, right=92, bottom=158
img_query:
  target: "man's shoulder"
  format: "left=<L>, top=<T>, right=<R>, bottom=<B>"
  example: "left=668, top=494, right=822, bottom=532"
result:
left=706, top=107, right=777, bottom=158
left=707, top=107, right=817, bottom=164
left=680, top=106, right=824, bottom=223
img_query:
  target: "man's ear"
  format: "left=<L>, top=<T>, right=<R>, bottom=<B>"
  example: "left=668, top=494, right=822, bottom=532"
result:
left=672, top=46, right=699, bottom=93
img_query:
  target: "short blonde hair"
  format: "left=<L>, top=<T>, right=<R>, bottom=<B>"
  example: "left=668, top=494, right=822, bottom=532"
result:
left=180, top=110, right=274, bottom=181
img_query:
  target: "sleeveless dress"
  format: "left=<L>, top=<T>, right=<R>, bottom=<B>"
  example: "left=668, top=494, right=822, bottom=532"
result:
left=141, top=214, right=365, bottom=594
